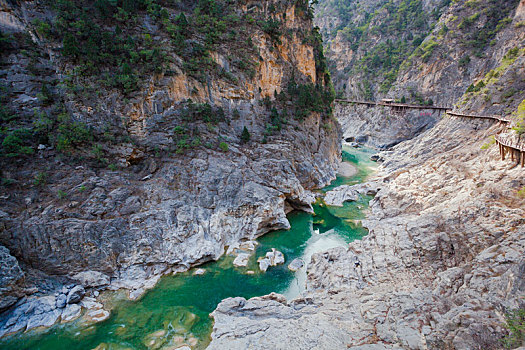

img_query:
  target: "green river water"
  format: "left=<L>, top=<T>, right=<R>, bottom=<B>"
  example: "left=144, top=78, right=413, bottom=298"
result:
left=0, top=146, right=377, bottom=350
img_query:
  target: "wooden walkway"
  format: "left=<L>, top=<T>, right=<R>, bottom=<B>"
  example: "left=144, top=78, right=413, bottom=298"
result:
left=446, top=111, right=511, bottom=124
left=335, top=99, right=522, bottom=167
left=446, top=110, right=522, bottom=166
left=495, top=134, right=525, bottom=167
left=335, top=99, right=452, bottom=111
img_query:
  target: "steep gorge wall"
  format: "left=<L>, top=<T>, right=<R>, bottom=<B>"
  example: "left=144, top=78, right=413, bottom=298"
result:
left=0, top=0, right=340, bottom=325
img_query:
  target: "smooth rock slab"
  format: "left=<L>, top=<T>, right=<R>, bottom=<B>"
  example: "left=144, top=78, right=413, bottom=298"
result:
left=324, top=185, right=360, bottom=206
left=233, top=253, right=251, bottom=267
left=86, top=308, right=110, bottom=323
left=73, top=271, right=110, bottom=287
left=239, top=241, right=258, bottom=251
left=61, top=303, right=82, bottom=322
left=338, top=162, right=358, bottom=177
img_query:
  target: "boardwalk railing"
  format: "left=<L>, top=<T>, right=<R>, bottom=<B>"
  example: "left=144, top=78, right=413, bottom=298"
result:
left=446, top=111, right=511, bottom=124
left=495, top=134, right=525, bottom=167
left=335, top=99, right=452, bottom=111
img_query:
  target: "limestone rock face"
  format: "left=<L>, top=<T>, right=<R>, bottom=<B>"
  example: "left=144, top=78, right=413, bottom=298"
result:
left=0, top=246, right=24, bottom=311
left=73, top=271, right=110, bottom=288
left=336, top=105, right=441, bottom=149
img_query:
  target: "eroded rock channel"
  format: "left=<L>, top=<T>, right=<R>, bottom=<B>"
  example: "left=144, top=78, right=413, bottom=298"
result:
left=0, top=147, right=378, bottom=350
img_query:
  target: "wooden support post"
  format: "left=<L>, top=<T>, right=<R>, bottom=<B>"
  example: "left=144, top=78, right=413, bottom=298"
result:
left=511, top=148, right=515, bottom=162
left=502, top=146, right=506, bottom=161
left=521, top=151, right=524, bottom=168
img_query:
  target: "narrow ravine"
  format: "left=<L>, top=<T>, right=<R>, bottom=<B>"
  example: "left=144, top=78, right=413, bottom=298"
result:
left=0, top=146, right=377, bottom=350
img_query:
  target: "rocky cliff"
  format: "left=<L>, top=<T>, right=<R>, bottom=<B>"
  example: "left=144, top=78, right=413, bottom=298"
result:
left=0, top=0, right=341, bottom=336
left=317, top=0, right=523, bottom=148
left=208, top=1, right=525, bottom=349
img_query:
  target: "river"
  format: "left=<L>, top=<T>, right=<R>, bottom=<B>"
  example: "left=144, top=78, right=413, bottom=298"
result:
left=0, top=145, right=377, bottom=350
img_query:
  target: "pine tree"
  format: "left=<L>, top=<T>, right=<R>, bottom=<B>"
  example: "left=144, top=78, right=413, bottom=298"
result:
left=241, top=126, right=250, bottom=143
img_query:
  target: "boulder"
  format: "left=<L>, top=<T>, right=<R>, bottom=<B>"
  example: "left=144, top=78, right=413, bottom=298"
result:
left=66, top=285, right=85, bottom=304
left=258, top=259, right=270, bottom=272
left=233, top=253, right=251, bottom=267
left=55, top=293, right=67, bottom=309
left=61, top=303, right=82, bottom=322
left=288, top=258, right=305, bottom=272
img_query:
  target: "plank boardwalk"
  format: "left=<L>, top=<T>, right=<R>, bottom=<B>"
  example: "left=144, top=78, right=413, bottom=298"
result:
left=335, top=99, right=452, bottom=111
left=446, top=111, right=512, bottom=124
left=446, top=111, right=522, bottom=167
left=335, top=99, right=522, bottom=168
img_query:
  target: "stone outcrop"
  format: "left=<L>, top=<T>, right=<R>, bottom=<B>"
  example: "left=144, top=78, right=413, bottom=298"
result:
left=324, top=182, right=381, bottom=206
left=0, top=246, right=24, bottom=311
left=258, top=249, right=285, bottom=272
left=336, top=105, right=441, bottom=149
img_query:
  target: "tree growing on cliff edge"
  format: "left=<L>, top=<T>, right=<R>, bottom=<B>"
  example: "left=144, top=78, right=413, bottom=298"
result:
left=241, top=126, right=251, bottom=143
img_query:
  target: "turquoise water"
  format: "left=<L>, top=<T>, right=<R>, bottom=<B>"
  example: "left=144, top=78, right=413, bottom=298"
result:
left=0, top=146, right=377, bottom=350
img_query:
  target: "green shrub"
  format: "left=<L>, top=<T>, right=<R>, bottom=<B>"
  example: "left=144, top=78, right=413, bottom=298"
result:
left=512, top=100, right=525, bottom=135
left=502, top=308, right=525, bottom=348
left=218, top=141, right=228, bottom=152
left=466, top=80, right=485, bottom=93
left=480, top=136, right=495, bottom=150
left=1, top=129, right=34, bottom=157
left=261, top=19, right=282, bottom=45
left=33, top=19, right=52, bottom=39
left=57, top=190, right=68, bottom=200
left=55, top=114, right=93, bottom=153
left=458, top=55, right=470, bottom=68
left=502, top=88, right=517, bottom=99
left=34, top=172, right=48, bottom=186
left=37, top=83, right=53, bottom=105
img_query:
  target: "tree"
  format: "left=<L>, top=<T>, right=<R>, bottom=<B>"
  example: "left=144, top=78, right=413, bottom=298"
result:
left=62, top=33, right=79, bottom=58
left=241, top=126, right=250, bottom=143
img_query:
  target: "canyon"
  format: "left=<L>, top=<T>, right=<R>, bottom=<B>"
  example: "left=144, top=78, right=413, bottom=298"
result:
left=0, top=0, right=524, bottom=349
